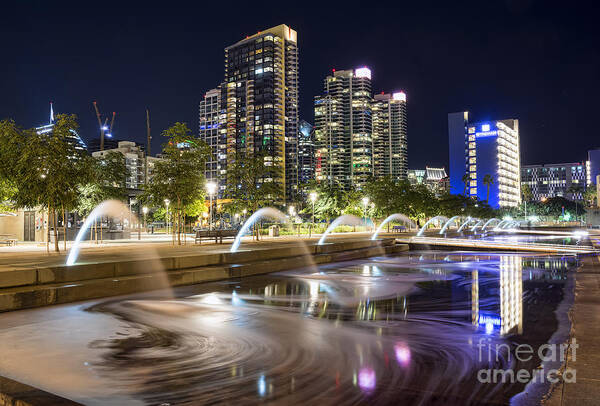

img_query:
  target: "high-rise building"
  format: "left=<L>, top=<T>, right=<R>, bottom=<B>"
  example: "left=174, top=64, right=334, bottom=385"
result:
left=372, top=92, right=408, bottom=179
left=298, top=120, right=315, bottom=186
left=448, top=112, right=520, bottom=208
left=199, top=87, right=226, bottom=197
left=202, top=24, right=299, bottom=202
left=314, top=67, right=373, bottom=190
left=587, top=148, right=600, bottom=186
left=521, top=162, right=586, bottom=201
left=87, top=138, right=123, bottom=154
left=92, top=141, right=159, bottom=191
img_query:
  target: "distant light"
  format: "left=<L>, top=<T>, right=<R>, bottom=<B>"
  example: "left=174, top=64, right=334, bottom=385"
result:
left=354, top=67, right=372, bottom=79
left=206, top=181, right=217, bottom=195
left=309, top=192, right=317, bottom=202
left=573, top=230, right=589, bottom=237
left=392, top=91, right=406, bottom=102
left=105, top=132, right=112, bottom=138
left=481, top=124, right=490, bottom=132
left=257, top=374, right=266, bottom=397
left=102, top=125, right=109, bottom=131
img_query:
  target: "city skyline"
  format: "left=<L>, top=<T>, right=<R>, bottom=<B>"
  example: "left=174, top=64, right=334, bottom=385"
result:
left=2, top=1, right=599, bottom=169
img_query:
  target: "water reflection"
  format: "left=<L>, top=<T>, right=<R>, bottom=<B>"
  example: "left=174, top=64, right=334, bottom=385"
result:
left=80, top=251, right=574, bottom=405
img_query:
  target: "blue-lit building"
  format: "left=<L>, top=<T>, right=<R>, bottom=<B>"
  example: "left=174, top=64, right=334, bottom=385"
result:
left=587, top=148, right=600, bottom=187
left=448, top=112, right=521, bottom=208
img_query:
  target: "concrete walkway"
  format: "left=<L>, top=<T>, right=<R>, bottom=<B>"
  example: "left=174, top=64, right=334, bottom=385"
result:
left=546, top=254, right=600, bottom=405
left=0, top=233, right=384, bottom=271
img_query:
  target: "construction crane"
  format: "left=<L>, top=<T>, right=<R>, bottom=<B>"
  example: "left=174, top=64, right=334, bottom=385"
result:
left=92, top=102, right=116, bottom=151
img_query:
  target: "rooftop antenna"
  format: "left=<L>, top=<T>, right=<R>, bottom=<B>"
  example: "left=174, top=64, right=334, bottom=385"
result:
left=50, top=102, right=54, bottom=124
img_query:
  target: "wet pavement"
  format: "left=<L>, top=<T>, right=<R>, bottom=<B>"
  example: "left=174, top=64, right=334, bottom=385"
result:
left=0, top=249, right=576, bottom=405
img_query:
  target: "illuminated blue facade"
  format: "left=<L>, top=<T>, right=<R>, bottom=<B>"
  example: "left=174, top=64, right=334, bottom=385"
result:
left=448, top=112, right=521, bottom=208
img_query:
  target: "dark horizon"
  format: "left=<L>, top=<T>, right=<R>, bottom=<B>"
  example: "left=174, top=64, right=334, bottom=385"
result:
left=1, top=0, right=599, bottom=168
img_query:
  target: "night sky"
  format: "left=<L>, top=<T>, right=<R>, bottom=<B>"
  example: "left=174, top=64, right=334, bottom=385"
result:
left=2, top=0, right=599, bottom=168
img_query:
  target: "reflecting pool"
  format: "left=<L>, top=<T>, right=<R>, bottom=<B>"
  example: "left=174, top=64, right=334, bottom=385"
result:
left=0, top=251, right=576, bottom=405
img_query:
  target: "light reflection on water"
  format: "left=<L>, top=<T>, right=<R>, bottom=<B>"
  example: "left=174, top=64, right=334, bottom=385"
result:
left=85, top=252, right=575, bottom=405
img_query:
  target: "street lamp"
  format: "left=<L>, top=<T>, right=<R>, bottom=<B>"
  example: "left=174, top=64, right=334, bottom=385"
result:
left=362, top=197, right=369, bottom=230
left=142, top=206, right=148, bottom=233
left=206, top=181, right=217, bottom=230
left=164, top=199, right=170, bottom=235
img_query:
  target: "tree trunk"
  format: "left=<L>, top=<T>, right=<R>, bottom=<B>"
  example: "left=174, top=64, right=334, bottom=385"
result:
left=62, top=204, right=66, bottom=251
left=45, top=207, right=49, bottom=254
left=100, top=215, right=103, bottom=244
left=53, top=208, right=59, bottom=253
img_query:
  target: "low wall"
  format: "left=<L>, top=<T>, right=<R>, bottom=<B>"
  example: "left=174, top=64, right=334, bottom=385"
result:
left=0, top=239, right=407, bottom=313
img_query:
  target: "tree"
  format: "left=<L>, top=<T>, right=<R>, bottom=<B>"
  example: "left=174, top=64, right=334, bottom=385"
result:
left=583, top=185, right=597, bottom=208
left=461, top=173, right=470, bottom=196
left=75, top=151, right=128, bottom=242
left=142, top=122, right=210, bottom=244
left=483, top=174, right=494, bottom=203
left=0, top=115, right=91, bottom=252
left=521, top=184, right=533, bottom=202
left=223, top=153, right=283, bottom=213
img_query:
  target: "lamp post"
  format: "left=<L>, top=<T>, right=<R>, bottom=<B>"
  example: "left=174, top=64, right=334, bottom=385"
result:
left=362, top=197, right=369, bottom=230
left=242, top=209, right=247, bottom=224
left=309, top=192, right=317, bottom=237
left=142, top=206, right=148, bottom=233
left=164, top=199, right=170, bottom=235
left=206, top=181, right=217, bottom=230
left=289, top=205, right=296, bottom=236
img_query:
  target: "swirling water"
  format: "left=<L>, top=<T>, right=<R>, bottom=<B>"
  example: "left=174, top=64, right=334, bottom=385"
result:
left=0, top=251, right=574, bottom=405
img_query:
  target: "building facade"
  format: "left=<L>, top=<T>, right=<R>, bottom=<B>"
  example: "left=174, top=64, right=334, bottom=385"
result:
left=198, top=24, right=299, bottom=202
left=448, top=112, right=520, bottom=208
left=314, top=67, right=407, bottom=190
left=521, top=162, right=586, bottom=201
left=408, top=167, right=448, bottom=195
left=199, top=87, right=226, bottom=197
left=298, top=119, right=315, bottom=186
left=314, top=68, right=373, bottom=190
left=372, top=92, right=408, bottom=179
left=92, top=141, right=159, bottom=191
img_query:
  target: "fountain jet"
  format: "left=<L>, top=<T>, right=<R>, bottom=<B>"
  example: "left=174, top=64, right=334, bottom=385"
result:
left=66, top=200, right=131, bottom=266
left=371, top=213, right=414, bottom=240
left=318, top=214, right=362, bottom=245
left=439, top=216, right=462, bottom=235
left=481, top=218, right=501, bottom=231
left=230, top=208, right=287, bottom=253
left=416, top=216, right=449, bottom=237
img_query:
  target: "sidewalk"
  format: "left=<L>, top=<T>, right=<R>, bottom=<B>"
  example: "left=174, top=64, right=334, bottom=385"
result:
left=0, top=232, right=379, bottom=271
left=546, top=254, right=600, bottom=405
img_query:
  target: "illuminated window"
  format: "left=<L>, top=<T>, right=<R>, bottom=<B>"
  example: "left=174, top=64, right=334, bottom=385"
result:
left=470, top=180, right=477, bottom=187
left=469, top=135, right=475, bottom=141
left=470, top=165, right=476, bottom=171
left=469, top=150, right=476, bottom=156
left=482, top=124, right=490, bottom=132
left=470, top=173, right=476, bottom=179
left=469, top=142, right=476, bottom=149
left=469, top=158, right=476, bottom=164
left=470, top=187, right=477, bottom=194
left=468, top=127, right=475, bottom=134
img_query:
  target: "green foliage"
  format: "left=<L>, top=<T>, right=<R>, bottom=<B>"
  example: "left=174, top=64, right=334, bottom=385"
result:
left=141, top=122, right=210, bottom=243
left=75, top=151, right=128, bottom=217
left=0, top=115, right=94, bottom=251
left=223, top=153, right=283, bottom=213
left=142, top=122, right=210, bottom=208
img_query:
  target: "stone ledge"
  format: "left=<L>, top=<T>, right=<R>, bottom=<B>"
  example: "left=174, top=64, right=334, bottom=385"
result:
left=0, top=375, right=81, bottom=406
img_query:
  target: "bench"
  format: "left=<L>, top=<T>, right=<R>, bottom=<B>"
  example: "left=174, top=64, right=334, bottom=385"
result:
left=0, top=234, right=17, bottom=246
left=392, top=225, right=407, bottom=233
left=194, top=229, right=238, bottom=244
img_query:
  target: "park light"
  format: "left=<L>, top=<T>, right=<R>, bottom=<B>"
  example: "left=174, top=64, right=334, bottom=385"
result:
left=142, top=206, right=148, bottom=214
left=206, top=181, right=217, bottom=195
left=164, top=199, right=170, bottom=206
left=309, top=192, right=317, bottom=203
left=242, top=209, right=247, bottom=215
left=362, top=197, right=370, bottom=206
left=206, top=181, right=217, bottom=230
left=289, top=205, right=296, bottom=216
